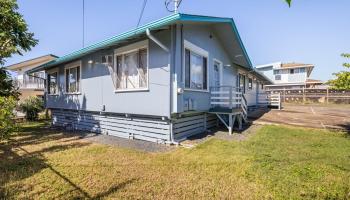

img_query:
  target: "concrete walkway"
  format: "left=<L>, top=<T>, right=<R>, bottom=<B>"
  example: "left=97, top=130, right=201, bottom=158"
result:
left=250, top=104, right=350, bottom=132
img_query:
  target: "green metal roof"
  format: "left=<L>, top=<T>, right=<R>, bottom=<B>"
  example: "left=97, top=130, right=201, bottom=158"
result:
left=28, top=13, right=252, bottom=73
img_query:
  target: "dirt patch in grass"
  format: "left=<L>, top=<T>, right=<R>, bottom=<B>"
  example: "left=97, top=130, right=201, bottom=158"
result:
left=182, top=124, right=263, bottom=148
left=1, top=121, right=349, bottom=199
left=83, top=134, right=174, bottom=153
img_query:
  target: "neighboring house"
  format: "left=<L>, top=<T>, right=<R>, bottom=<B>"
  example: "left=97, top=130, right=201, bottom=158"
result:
left=28, top=13, right=270, bottom=143
left=306, top=79, right=328, bottom=89
left=6, top=54, right=58, bottom=101
left=255, top=62, right=324, bottom=90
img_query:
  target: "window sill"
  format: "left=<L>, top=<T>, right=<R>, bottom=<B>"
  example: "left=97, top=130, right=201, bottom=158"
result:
left=184, top=88, right=209, bottom=93
left=114, top=88, right=149, bottom=93
left=65, top=92, right=82, bottom=95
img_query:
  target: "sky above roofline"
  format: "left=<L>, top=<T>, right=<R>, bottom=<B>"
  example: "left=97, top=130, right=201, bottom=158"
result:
left=4, top=0, right=350, bottom=81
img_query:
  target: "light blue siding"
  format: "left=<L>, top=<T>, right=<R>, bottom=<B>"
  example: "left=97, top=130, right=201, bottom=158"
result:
left=52, top=109, right=171, bottom=143
left=47, top=30, right=171, bottom=117
left=179, top=24, right=238, bottom=112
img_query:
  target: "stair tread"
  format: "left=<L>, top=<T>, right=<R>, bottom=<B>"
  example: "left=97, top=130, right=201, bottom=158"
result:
left=208, top=107, right=242, bottom=114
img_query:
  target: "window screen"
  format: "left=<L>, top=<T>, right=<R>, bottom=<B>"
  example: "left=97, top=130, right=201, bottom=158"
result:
left=248, top=78, right=253, bottom=90
left=48, top=72, right=58, bottom=95
left=184, top=49, right=207, bottom=90
left=65, top=66, right=80, bottom=93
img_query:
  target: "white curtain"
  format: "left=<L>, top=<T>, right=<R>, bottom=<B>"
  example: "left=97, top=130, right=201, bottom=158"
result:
left=124, top=52, right=139, bottom=89
left=116, top=49, right=148, bottom=90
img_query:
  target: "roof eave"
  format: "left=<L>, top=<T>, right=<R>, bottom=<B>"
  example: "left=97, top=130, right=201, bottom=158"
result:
left=28, top=13, right=253, bottom=73
left=27, top=13, right=181, bottom=74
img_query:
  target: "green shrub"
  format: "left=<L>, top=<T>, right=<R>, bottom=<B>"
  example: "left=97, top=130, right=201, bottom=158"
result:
left=0, top=96, right=17, bottom=140
left=19, top=96, right=44, bottom=121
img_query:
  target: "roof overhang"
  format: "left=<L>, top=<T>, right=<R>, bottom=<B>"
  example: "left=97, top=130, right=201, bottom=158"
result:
left=236, top=64, right=273, bottom=84
left=265, top=83, right=306, bottom=87
left=27, top=13, right=253, bottom=74
left=6, top=54, right=58, bottom=72
left=251, top=69, right=273, bottom=84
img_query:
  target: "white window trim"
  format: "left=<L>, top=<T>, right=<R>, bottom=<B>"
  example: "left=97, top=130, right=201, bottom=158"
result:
left=213, top=58, right=223, bottom=87
left=64, top=60, right=82, bottom=95
left=113, top=40, right=149, bottom=93
left=47, top=69, right=59, bottom=96
left=183, top=40, right=209, bottom=92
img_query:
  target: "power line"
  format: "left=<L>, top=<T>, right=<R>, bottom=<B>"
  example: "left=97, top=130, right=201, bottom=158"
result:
left=136, top=0, right=148, bottom=28
left=82, top=0, right=85, bottom=47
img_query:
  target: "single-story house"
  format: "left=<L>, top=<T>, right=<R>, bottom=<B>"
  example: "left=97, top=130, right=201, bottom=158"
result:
left=28, top=13, right=271, bottom=144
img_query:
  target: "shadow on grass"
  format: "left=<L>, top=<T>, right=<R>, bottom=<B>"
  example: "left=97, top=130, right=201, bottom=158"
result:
left=0, top=122, right=132, bottom=199
left=336, top=122, right=350, bottom=135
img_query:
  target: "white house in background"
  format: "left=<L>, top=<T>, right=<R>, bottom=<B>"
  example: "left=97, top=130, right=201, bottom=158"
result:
left=6, top=54, right=58, bottom=101
left=255, top=62, right=324, bottom=89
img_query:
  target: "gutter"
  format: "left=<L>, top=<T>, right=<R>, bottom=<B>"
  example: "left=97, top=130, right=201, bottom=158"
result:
left=145, top=28, right=175, bottom=144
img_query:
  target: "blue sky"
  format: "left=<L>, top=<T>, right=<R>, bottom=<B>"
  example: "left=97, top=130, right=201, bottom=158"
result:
left=5, top=0, right=350, bottom=81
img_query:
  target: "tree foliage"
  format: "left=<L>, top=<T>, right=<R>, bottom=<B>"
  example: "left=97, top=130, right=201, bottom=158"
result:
left=0, top=0, right=36, bottom=99
left=0, top=67, right=19, bottom=98
left=0, top=96, right=17, bottom=140
left=285, top=0, right=292, bottom=7
left=0, top=0, right=38, bottom=65
left=327, top=54, right=350, bottom=90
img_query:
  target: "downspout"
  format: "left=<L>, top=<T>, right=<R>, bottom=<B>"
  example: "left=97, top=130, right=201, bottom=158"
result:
left=146, top=29, right=169, bottom=52
left=146, top=28, right=177, bottom=144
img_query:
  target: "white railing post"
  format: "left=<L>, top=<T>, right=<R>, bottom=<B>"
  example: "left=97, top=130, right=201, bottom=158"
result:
left=279, top=93, right=281, bottom=110
left=229, top=87, right=233, bottom=109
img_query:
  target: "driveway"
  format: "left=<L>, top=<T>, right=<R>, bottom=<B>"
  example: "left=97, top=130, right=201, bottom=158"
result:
left=250, top=104, right=350, bottom=132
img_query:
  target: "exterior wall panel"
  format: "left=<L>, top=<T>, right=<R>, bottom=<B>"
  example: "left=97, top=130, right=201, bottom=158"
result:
left=47, top=30, right=171, bottom=117
left=173, top=113, right=217, bottom=140
left=181, top=25, right=238, bottom=112
left=52, top=109, right=219, bottom=143
left=52, top=109, right=171, bottom=143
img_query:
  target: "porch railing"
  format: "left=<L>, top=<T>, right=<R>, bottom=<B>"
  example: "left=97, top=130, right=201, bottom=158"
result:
left=258, top=92, right=281, bottom=110
left=13, top=78, right=45, bottom=90
left=210, top=86, right=242, bottom=109
left=210, top=86, right=248, bottom=128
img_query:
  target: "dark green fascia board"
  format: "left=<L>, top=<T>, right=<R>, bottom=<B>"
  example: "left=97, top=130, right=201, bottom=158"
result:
left=28, top=13, right=252, bottom=73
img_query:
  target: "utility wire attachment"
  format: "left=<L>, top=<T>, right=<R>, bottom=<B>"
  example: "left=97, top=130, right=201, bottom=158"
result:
left=165, top=0, right=182, bottom=13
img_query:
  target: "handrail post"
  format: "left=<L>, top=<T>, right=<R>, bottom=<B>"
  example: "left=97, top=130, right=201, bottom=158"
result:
left=279, top=93, right=281, bottom=110
left=229, top=87, right=233, bottom=109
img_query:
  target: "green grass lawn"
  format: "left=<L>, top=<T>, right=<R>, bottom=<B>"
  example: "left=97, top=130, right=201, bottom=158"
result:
left=1, top=122, right=349, bottom=199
